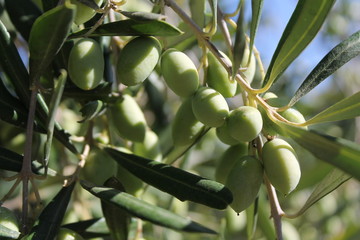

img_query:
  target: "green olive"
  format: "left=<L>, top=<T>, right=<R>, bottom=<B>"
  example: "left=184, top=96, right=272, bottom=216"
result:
left=109, top=94, right=147, bottom=142
left=240, top=48, right=256, bottom=84
left=215, top=121, right=240, bottom=145
left=81, top=147, right=117, bottom=185
left=68, top=38, right=104, bottom=90
left=55, top=228, right=84, bottom=240
left=0, top=207, right=19, bottom=232
left=207, top=51, right=237, bottom=98
left=133, top=130, right=162, bottom=162
left=225, top=156, right=263, bottom=214
left=117, top=37, right=162, bottom=86
left=191, top=87, right=229, bottom=127
left=215, top=143, right=248, bottom=184
left=227, top=106, right=263, bottom=142
left=71, top=0, right=103, bottom=25
left=262, top=138, right=301, bottom=195
left=172, top=98, right=204, bottom=146
left=160, top=49, right=199, bottom=97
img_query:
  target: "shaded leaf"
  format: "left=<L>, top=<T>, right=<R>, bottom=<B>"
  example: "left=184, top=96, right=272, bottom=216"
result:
left=4, top=0, right=42, bottom=41
left=246, top=198, right=258, bottom=240
left=277, top=122, right=360, bottom=181
left=78, top=100, right=106, bottom=123
left=28, top=2, right=75, bottom=81
left=189, top=0, right=206, bottom=29
left=29, top=182, right=76, bottom=240
left=249, top=0, right=263, bottom=57
left=69, top=19, right=182, bottom=38
left=263, top=0, right=336, bottom=87
left=120, top=11, right=166, bottom=21
left=232, top=2, right=246, bottom=79
left=289, top=30, right=360, bottom=106
left=292, top=168, right=350, bottom=217
left=63, top=82, right=114, bottom=102
left=305, top=91, right=360, bottom=125
left=208, top=0, right=217, bottom=34
left=62, top=218, right=110, bottom=239
left=0, top=224, right=20, bottom=239
left=105, top=147, right=232, bottom=209
left=81, top=180, right=217, bottom=234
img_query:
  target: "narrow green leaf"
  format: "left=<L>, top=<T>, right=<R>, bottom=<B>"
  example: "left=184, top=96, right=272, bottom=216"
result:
left=78, top=100, right=106, bottom=123
left=278, top=122, right=360, bottom=181
left=0, top=224, right=20, bottom=239
left=263, top=0, right=336, bottom=87
left=207, top=0, right=217, bottom=34
left=249, top=0, right=263, bottom=57
left=289, top=30, right=360, bottom=107
left=81, top=180, right=217, bottom=234
left=190, top=0, right=206, bottom=29
left=4, top=0, right=42, bottom=41
left=120, top=11, right=166, bottom=21
left=28, top=2, right=75, bottom=81
left=105, top=147, right=233, bottom=210
left=305, top=91, right=360, bottom=125
left=292, top=168, right=350, bottom=217
left=232, top=2, right=246, bottom=79
left=101, top=177, right=130, bottom=240
left=69, top=19, right=182, bottom=39
left=246, top=197, right=258, bottom=240
left=61, top=218, right=109, bottom=239
left=29, top=182, right=76, bottom=240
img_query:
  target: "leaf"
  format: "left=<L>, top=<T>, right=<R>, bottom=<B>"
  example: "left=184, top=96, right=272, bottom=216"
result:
left=104, top=147, right=233, bottom=209
left=78, top=100, right=106, bottom=123
left=61, top=218, right=110, bottom=239
left=292, top=168, right=350, bottom=217
left=289, top=30, right=360, bottom=107
left=232, top=2, right=246, bottom=79
left=81, top=180, right=217, bottom=234
left=277, top=122, right=360, bottom=181
left=101, top=177, right=130, bottom=240
left=0, top=224, right=20, bottom=239
left=263, top=0, right=336, bottom=87
left=249, top=0, right=263, bottom=57
left=29, top=182, right=76, bottom=240
left=120, top=11, right=166, bottom=21
left=246, top=198, right=258, bottom=240
left=69, top=19, right=182, bottom=39
left=4, top=0, right=42, bottom=41
left=28, top=1, right=75, bottom=81
left=207, top=0, right=217, bottom=34
left=189, top=0, right=206, bottom=29
left=305, top=91, right=360, bottom=125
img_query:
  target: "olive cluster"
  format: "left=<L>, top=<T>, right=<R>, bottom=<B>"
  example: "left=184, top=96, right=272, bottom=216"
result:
left=66, top=26, right=305, bottom=214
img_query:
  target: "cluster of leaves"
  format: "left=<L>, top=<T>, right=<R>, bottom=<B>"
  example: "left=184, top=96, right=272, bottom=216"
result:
left=0, top=0, right=359, bottom=239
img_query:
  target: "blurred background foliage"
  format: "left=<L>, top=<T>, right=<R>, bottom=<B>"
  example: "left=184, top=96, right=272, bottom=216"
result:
left=0, top=0, right=359, bottom=239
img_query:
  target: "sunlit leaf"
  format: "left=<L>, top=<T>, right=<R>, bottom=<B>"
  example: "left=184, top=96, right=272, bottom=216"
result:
left=81, top=180, right=217, bottom=234
left=291, top=168, right=350, bottom=217
left=263, top=0, right=336, bottom=87
left=278, top=122, right=360, bottom=181
left=232, top=3, right=246, bottom=79
left=105, top=147, right=233, bottom=209
left=0, top=224, right=20, bottom=239
left=249, top=0, right=263, bottom=57
left=120, top=11, right=166, bottom=21
left=289, top=30, right=360, bottom=106
left=305, top=91, right=360, bottom=125
left=69, top=19, right=182, bottom=38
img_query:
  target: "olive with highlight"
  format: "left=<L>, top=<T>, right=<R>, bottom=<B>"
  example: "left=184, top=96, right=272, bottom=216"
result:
left=71, top=0, right=103, bottom=25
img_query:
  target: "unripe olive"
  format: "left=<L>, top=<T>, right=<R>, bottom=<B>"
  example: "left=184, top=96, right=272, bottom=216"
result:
left=227, top=106, right=263, bottom=142
left=191, top=87, right=229, bottom=127
left=216, top=121, right=240, bottom=145
left=71, top=0, right=103, bottom=25
left=56, top=228, right=84, bottom=240
left=0, top=207, right=19, bottom=232
left=82, top=147, right=117, bottom=185
left=161, top=49, right=199, bottom=97
left=207, top=51, right=237, bottom=98
left=117, top=37, right=162, bottom=86
left=68, top=38, right=104, bottom=90
left=262, top=138, right=301, bottom=195
left=240, top=48, right=256, bottom=84
left=133, top=130, right=162, bottom=162
left=109, top=94, right=147, bottom=142
left=215, top=143, right=248, bottom=184
left=225, top=156, right=263, bottom=214
left=172, top=98, right=204, bottom=146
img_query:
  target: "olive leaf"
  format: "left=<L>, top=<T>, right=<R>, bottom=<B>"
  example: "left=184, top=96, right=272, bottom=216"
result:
left=119, top=11, right=166, bottom=21
left=81, top=180, right=217, bottom=234
left=263, top=0, right=336, bottom=87
left=305, top=91, right=360, bottom=125
left=0, top=224, right=20, bottom=239
left=277, top=122, right=360, bottom=181
left=289, top=30, right=360, bottom=107
left=61, top=218, right=110, bottom=239
left=69, top=19, right=182, bottom=38
left=104, top=147, right=233, bottom=209
left=249, top=0, right=263, bottom=57
left=78, top=100, right=106, bottom=123
left=189, top=0, right=206, bottom=29
left=232, top=2, right=246, bottom=79
left=28, top=182, right=76, bottom=240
